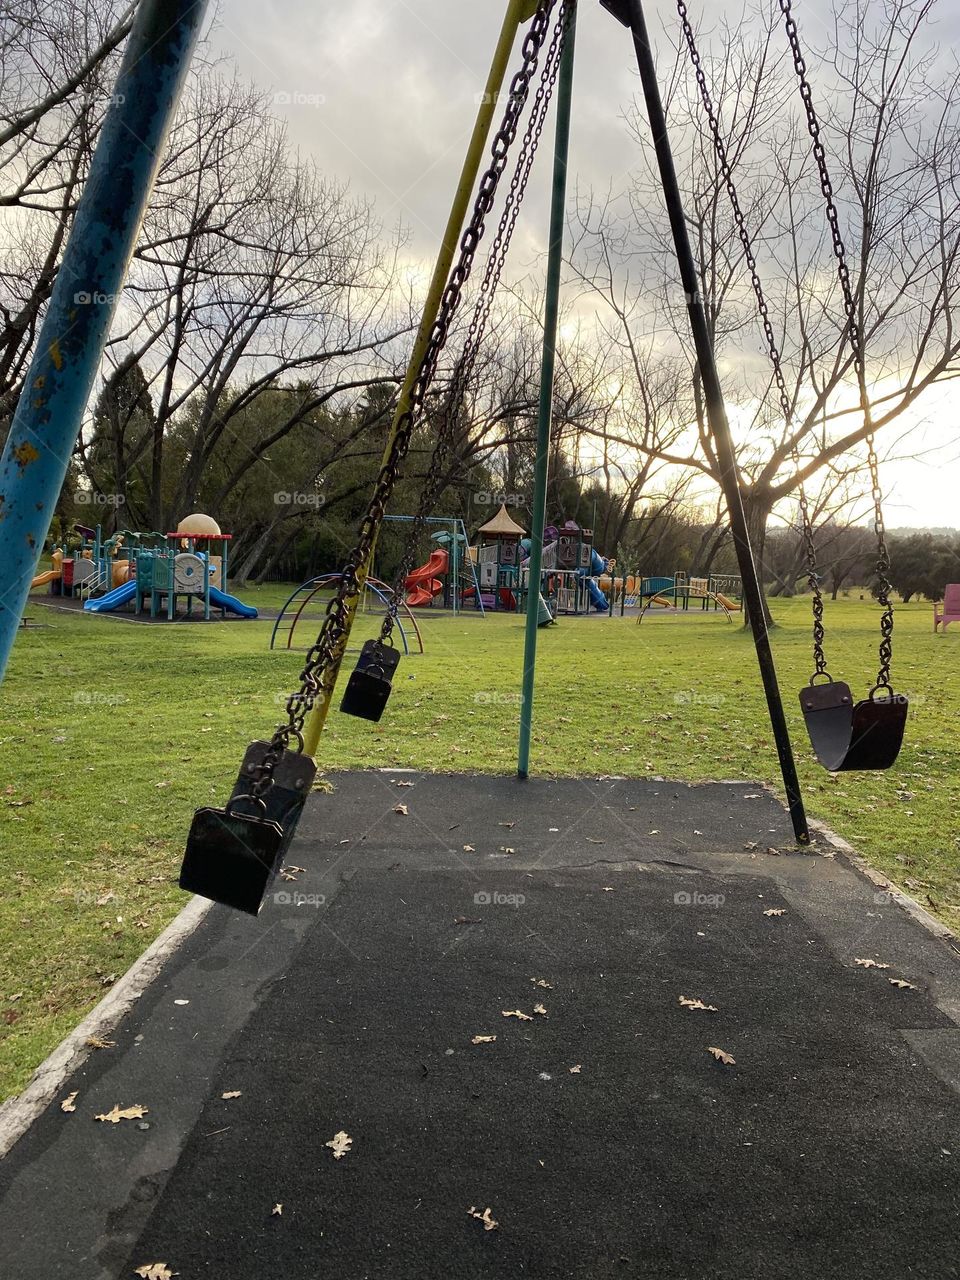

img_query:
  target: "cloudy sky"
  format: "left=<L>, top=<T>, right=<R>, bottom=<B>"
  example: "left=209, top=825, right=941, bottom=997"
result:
left=206, top=1, right=958, bottom=529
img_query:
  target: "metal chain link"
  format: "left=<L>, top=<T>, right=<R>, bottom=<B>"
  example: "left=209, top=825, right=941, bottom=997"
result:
left=246, top=0, right=562, bottom=796
left=779, top=0, right=895, bottom=692
left=676, top=0, right=829, bottom=679
left=379, top=1, right=573, bottom=642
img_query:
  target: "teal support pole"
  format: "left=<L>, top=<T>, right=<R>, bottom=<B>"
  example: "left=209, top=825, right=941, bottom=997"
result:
left=517, top=4, right=577, bottom=779
left=0, top=0, right=208, bottom=681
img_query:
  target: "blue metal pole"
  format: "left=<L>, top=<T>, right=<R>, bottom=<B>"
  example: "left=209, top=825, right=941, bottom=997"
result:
left=517, top=5, right=577, bottom=778
left=0, top=0, right=208, bottom=680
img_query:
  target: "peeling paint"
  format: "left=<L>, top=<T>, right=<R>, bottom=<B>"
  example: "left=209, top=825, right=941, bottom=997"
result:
left=26, top=534, right=35, bottom=549
left=33, top=375, right=45, bottom=389
left=49, top=339, right=63, bottom=371
left=12, top=443, right=39, bottom=471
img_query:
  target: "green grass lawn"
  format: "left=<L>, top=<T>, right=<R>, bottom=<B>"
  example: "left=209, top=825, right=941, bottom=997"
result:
left=1, top=587, right=958, bottom=1101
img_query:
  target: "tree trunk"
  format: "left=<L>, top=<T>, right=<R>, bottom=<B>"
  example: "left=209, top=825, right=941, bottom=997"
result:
left=740, top=494, right=774, bottom=628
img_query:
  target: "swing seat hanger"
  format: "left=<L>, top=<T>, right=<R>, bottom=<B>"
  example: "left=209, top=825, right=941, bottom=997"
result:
left=799, top=679, right=908, bottom=773
left=340, top=638, right=401, bottom=723
left=180, top=741, right=317, bottom=916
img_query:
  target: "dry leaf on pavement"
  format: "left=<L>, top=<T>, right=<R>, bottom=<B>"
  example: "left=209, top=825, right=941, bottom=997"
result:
left=533, top=1003, right=547, bottom=1017
left=271, top=1204, right=283, bottom=1217
left=95, top=1104, right=148, bottom=1124
left=472, top=1035, right=497, bottom=1044
left=392, top=804, right=408, bottom=816
left=134, top=1265, right=177, bottom=1280
left=326, top=1130, right=353, bottom=1159
left=501, top=1009, right=533, bottom=1021
left=679, top=996, right=718, bottom=1013
left=706, top=1047, right=736, bottom=1066
left=854, top=958, right=890, bottom=969
left=530, top=978, right=553, bottom=989
left=61, top=1092, right=78, bottom=1113
left=467, top=1206, right=499, bottom=1232
left=569, top=1064, right=582, bottom=1074
left=889, top=978, right=917, bottom=990
left=763, top=908, right=786, bottom=917
left=221, top=1091, right=242, bottom=1100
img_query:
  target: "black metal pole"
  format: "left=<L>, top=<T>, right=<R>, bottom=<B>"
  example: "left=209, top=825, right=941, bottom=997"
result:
left=606, top=0, right=809, bottom=844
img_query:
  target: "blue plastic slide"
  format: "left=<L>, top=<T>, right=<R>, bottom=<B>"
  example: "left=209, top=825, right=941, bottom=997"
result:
left=83, top=580, right=137, bottom=613
left=583, top=548, right=610, bottom=611
left=209, top=586, right=258, bottom=618
left=586, top=577, right=609, bottom=611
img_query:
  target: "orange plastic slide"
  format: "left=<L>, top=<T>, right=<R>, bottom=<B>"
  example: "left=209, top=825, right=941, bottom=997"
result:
left=405, top=548, right=449, bottom=607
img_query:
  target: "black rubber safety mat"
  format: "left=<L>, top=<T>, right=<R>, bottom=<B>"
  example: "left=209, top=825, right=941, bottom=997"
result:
left=126, top=865, right=960, bottom=1279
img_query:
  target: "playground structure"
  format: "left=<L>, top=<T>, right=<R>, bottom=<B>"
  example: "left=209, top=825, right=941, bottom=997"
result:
left=381, top=516, right=483, bottom=615
left=29, top=514, right=258, bottom=621
left=271, top=575, right=424, bottom=655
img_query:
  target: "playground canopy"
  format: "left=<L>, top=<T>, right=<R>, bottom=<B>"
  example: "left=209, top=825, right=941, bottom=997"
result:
left=476, top=504, right=526, bottom=538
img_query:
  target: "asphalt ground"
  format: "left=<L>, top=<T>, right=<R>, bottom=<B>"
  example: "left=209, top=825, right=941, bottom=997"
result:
left=2, top=771, right=959, bottom=1279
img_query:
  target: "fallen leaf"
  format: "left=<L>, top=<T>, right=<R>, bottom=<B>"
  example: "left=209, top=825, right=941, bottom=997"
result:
left=530, top=978, right=553, bottom=989
left=533, top=1003, right=547, bottom=1017
left=395, top=781, right=415, bottom=788
left=498, top=822, right=516, bottom=829
left=498, top=846, right=516, bottom=855
left=173, top=999, right=189, bottom=1006
left=889, top=978, right=917, bottom=990
left=648, top=829, right=660, bottom=835
left=61, top=1091, right=78, bottom=1113
left=854, top=958, right=890, bottom=969
left=326, top=1130, right=353, bottom=1159
left=601, top=886, right=615, bottom=892
left=280, top=871, right=297, bottom=882
left=134, top=1266, right=177, bottom=1280
left=679, top=996, right=718, bottom=1013
left=472, top=1035, right=497, bottom=1044
left=501, top=1009, right=533, bottom=1021
left=85, top=1036, right=116, bottom=1050
left=569, top=1064, right=582, bottom=1074
left=706, top=1047, right=735, bottom=1066
left=462, top=844, right=475, bottom=853
left=96, top=1104, right=148, bottom=1124
left=467, top=1205, right=499, bottom=1232
left=271, top=1203, right=283, bottom=1217
left=763, top=908, right=786, bottom=918
left=393, top=804, right=408, bottom=816
left=221, top=1091, right=242, bottom=1100
left=586, top=838, right=605, bottom=845
left=693, top=829, right=704, bottom=836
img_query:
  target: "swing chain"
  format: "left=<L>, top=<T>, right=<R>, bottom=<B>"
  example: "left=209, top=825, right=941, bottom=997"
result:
left=379, top=1, right=573, bottom=643
left=677, top=0, right=828, bottom=677
left=779, top=0, right=894, bottom=690
left=245, top=0, right=561, bottom=795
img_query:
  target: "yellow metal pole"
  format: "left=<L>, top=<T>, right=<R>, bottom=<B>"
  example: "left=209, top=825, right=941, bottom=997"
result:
left=301, top=0, right=537, bottom=757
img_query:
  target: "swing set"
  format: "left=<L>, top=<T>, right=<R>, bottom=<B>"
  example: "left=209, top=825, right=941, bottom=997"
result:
left=0, top=0, right=908, bottom=920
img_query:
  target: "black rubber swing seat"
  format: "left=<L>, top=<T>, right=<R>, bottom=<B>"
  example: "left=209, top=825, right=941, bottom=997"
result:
left=798, top=680, right=908, bottom=773
left=180, top=742, right=317, bottom=916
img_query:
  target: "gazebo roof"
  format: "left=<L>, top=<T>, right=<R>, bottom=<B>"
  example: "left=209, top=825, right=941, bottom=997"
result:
left=477, top=503, right=526, bottom=537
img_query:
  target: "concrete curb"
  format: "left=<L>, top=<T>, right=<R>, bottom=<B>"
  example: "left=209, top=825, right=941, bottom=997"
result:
left=0, top=895, right=212, bottom=1161
left=809, top=816, right=960, bottom=952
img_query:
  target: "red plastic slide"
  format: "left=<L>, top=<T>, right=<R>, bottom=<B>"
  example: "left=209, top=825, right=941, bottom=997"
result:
left=405, top=548, right=449, bottom=607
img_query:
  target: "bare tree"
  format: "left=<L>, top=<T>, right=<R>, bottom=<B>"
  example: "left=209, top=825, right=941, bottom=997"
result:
left=570, top=0, right=960, bottom=584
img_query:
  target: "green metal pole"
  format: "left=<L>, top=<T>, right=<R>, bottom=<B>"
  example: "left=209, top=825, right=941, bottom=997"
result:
left=517, top=3, right=577, bottom=779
